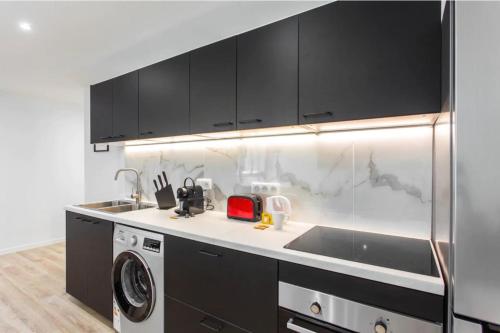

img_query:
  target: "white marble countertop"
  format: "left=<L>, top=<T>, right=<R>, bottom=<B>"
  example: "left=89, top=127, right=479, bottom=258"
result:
left=65, top=203, right=444, bottom=296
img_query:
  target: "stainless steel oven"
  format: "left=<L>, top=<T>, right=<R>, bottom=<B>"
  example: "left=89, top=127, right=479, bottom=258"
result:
left=280, top=307, right=354, bottom=332
left=279, top=282, right=442, bottom=333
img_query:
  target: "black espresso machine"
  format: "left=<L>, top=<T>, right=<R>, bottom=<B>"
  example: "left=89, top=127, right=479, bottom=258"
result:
left=175, top=177, right=204, bottom=217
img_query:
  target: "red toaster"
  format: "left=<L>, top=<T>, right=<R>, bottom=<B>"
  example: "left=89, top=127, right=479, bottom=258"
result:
left=227, top=194, right=263, bottom=222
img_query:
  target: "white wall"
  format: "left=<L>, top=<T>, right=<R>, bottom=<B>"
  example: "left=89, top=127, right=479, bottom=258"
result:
left=83, top=86, right=126, bottom=202
left=0, top=91, right=84, bottom=254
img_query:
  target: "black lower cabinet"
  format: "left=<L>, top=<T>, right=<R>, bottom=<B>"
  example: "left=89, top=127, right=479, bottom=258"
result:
left=164, top=235, right=278, bottom=332
left=166, top=297, right=247, bottom=333
left=66, top=212, right=113, bottom=321
left=66, top=212, right=88, bottom=302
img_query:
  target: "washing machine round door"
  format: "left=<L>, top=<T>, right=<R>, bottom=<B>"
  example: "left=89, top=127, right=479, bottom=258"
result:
left=112, top=251, right=156, bottom=322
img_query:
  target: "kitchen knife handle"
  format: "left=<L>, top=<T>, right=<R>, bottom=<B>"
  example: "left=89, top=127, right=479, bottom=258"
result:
left=198, top=249, right=221, bottom=258
left=153, top=180, right=159, bottom=192
left=162, top=171, right=169, bottom=185
left=158, top=175, right=164, bottom=188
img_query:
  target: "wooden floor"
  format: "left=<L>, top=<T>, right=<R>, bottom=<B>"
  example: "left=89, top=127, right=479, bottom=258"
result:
left=0, top=242, right=114, bottom=333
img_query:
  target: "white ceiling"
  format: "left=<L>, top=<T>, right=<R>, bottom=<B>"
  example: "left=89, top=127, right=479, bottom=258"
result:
left=0, top=1, right=327, bottom=104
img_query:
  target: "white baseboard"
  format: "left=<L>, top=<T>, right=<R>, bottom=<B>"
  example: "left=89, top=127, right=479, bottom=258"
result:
left=0, top=237, right=66, bottom=256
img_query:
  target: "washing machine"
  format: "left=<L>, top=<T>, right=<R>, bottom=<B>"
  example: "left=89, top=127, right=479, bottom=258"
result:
left=112, top=224, right=164, bottom=333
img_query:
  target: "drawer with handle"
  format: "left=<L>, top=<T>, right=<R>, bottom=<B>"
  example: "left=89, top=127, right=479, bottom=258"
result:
left=164, top=234, right=277, bottom=332
left=166, top=297, right=247, bottom=333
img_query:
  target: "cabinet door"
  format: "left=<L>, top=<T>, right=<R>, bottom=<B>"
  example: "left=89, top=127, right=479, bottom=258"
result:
left=164, top=235, right=278, bottom=333
left=85, top=217, right=113, bottom=321
left=299, top=1, right=441, bottom=124
left=113, top=71, right=138, bottom=140
left=237, top=16, right=298, bottom=130
left=139, top=55, right=189, bottom=138
left=190, top=38, right=236, bottom=134
left=66, top=212, right=88, bottom=303
left=66, top=212, right=113, bottom=321
left=90, top=80, right=113, bottom=143
left=165, top=297, right=247, bottom=333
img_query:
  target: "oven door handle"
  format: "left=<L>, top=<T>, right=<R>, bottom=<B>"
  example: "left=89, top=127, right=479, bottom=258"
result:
left=287, top=318, right=318, bottom=333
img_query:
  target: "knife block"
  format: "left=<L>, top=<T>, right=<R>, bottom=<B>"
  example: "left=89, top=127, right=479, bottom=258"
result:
left=154, top=185, right=177, bottom=210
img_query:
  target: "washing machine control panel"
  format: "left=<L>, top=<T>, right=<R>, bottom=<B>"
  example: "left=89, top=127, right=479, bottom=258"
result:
left=143, top=238, right=161, bottom=253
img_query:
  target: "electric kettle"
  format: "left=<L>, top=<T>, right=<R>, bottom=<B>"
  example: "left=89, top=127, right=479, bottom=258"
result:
left=266, top=195, right=292, bottom=221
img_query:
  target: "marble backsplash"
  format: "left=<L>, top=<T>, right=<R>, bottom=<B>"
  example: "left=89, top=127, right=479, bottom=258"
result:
left=124, top=126, right=433, bottom=239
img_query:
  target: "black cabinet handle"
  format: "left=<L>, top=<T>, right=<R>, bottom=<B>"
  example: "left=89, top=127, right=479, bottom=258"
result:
left=199, top=318, right=223, bottom=332
left=140, top=131, right=154, bottom=136
left=213, top=122, right=234, bottom=128
left=99, top=136, right=112, bottom=140
left=198, top=249, right=221, bottom=258
left=75, top=216, right=98, bottom=224
left=302, top=111, right=333, bottom=119
left=238, top=119, right=262, bottom=125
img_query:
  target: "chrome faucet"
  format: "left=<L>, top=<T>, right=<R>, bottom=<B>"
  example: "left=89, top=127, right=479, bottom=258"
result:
left=114, top=168, right=142, bottom=205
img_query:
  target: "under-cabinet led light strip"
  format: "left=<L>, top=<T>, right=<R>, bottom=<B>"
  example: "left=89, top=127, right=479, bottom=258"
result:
left=122, top=113, right=438, bottom=152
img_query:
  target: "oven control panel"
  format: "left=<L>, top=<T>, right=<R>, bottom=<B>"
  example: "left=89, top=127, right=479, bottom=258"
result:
left=374, top=320, right=387, bottom=333
left=143, top=238, right=161, bottom=253
left=278, top=282, right=443, bottom=333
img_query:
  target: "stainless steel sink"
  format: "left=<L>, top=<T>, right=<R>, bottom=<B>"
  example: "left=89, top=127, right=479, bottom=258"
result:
left=78, top=201, right=156, bottom=214
left=98, top=203, right=156, bottom=214
left=78, top=200, right=131, bottom=209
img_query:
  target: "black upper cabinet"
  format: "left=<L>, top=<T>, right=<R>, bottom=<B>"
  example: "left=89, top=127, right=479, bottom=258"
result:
left=90, top=80, right=113, bottom=143
left=139, top=55, right=189, bottom=138
left=91, top=1, right=441, bottom=142
left=113, top=71, right=139, bottom=140
left=299, top=1, right=441, bottom=124
left=190, top=38, right=237, bottom=134
left=237, top=16, right=298, bottom=130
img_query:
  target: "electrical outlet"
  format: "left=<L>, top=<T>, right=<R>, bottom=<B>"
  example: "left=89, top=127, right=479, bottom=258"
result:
left=196, top=178, right=213, bottom=191
left=251, top=182, right=281, bottom=195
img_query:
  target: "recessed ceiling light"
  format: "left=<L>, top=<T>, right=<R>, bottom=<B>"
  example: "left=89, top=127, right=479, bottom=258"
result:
left=18, top=21, right=32, bottom=32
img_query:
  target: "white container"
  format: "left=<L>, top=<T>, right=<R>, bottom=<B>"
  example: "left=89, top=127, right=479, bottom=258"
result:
left=272, top=211, right=286, bottom=230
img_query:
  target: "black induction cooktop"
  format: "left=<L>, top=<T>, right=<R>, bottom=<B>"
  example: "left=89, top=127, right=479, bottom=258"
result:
left=284, top=226, right=440, bottom=277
